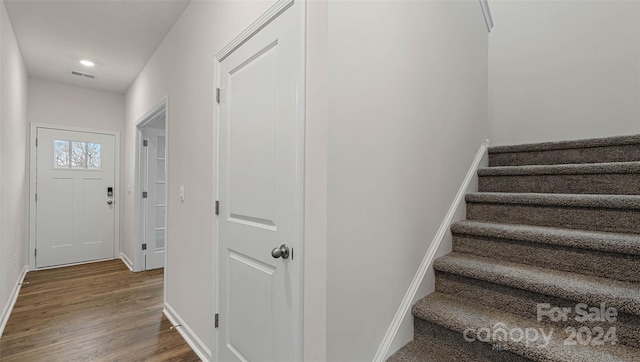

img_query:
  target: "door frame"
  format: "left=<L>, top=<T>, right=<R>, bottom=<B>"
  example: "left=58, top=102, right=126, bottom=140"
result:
left=133, top=96, right=169, bottom=274
left=29, top=123, right=121, bottom=270
left=212, top=0, right=306, bottom=360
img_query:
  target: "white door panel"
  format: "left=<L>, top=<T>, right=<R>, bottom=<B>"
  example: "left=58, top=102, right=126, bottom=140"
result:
left=228, top=41, right=278, bottom=226
left=227, top=250, right=276, bottom=360
left=49, top=178, right=73, bottom=247
left=36, top=128, right=116, bottom=268
left=82, top=178, right=105, bottom=244
left=217, top=1, right=303, bottom=361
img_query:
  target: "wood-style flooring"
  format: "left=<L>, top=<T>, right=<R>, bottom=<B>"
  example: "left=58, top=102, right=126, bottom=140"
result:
left=0, top=259, right=200, bottom=361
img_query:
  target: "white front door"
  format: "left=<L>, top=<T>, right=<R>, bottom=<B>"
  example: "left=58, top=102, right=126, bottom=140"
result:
left=143, top=127, right=166, bottom=270
left=216, top=1, right=303, bottom=361
left=36, top=128, right=116, bottom=268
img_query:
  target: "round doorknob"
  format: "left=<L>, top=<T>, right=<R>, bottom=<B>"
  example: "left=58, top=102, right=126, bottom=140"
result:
left=107, top=200, right=113, bottom=205
left=271, top=244, right=290, bottom=259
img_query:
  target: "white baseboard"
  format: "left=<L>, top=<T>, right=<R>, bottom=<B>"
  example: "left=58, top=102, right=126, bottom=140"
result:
left=120, top=252, right=134, bottom=272
left=373, top=141, right=490, bottom=361
left=164, top=302, right=212, bottom=361
left=0, top=265, right=29, bottom=338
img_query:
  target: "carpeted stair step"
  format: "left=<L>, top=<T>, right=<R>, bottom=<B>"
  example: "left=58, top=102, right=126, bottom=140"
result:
left=451, top=221, right=640, bottom=282
left=477, top=162, right=640, bottom=195
left=386, top=333, right=499, bottom=362
left=434, top=253, right=640, bottom=348
left=408, top=292, right=640, bottom=362
left=466, top=192, right=640, bottom=234
left=387, top=338, right=462, bottom=362
left=436, top=269, right=640, bottom=350
left=434, top=253, right=640, bottom=316
left=488, top=134, right=640, bottom=167
left=388, top=318, right=530, bottom=362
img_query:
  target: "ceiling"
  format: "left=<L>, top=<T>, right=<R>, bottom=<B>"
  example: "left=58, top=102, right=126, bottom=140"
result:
left=4, top=0, right=191, bottom=94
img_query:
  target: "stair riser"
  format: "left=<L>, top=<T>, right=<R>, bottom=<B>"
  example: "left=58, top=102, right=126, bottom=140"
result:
left=452, top=234, right=640, bottom=283
left=489, top=144, right=640, bottom=167
left=466, top=202, right=640, bottom=234
left=413, top=318, right=532, bottom=362
left=435, top=271, right=640, bottom=349
left=478, top=173, right=640, bottom=195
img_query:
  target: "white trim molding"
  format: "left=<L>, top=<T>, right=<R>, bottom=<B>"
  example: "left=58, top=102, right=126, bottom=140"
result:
left=373, top=141, right=490, bottom=361
left=480, top=0, right=494, bottom=32
left=119, top=252, right=134, bottom=272
left=133, top=96, right=169, bottom=273
left=0, top=265, right=29, bottom=338
left=164, top=302, right=212, bottom=362
left=216, top=0, right=294, bottom=61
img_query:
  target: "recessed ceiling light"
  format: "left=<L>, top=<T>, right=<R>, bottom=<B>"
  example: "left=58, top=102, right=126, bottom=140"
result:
left=79, top=59, right=95, bottom=67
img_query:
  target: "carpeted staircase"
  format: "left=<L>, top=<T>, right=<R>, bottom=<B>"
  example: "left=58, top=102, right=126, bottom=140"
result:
left=388, top=134, right=640, bottom=361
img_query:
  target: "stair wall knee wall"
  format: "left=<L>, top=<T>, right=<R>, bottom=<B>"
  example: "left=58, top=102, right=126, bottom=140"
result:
left=373, top=141, right=489, bottom=361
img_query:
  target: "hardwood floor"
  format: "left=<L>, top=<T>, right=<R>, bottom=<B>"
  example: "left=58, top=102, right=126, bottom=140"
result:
left=0, top=259, right=200, bottom=361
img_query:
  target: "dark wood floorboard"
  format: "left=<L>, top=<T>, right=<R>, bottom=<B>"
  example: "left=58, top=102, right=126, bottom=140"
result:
left=0, top=259, right=200, bottom=361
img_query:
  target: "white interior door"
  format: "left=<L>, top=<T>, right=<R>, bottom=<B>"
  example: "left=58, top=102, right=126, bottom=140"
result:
left=36, top=128, right=116, bottom=268
left=216, top=1, right=303, bottom=361
left=143, top=127, right=166, bottom=270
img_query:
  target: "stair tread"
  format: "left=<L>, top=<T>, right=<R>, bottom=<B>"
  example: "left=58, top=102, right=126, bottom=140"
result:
left=451, top=221, right=640, bottom=256
left=478, top=161, right=640, bottom=176
left=413, top=292, right=640, bottom=362
left=488, top=134, right=640, bottom=154
left=434, top=253, right=640, bottom=316
left=466, top=192, right=640, bottom=210
left=387, top=337, right=480, bottom=362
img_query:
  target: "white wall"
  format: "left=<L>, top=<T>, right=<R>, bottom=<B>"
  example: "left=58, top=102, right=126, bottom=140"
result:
left=325, top=1, right=489, bottom=360
left=0, top=0, right=29, bottom=332
left=123, top=1, right=275, bottom=357
left=489, top=0, right=640, bottom=146
left=28, top=78, right=124, bottom=133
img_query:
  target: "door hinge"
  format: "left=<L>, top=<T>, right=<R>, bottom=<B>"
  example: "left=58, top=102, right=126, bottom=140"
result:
left=142, top=191, right=148, bottom=198
left=216, top=88, right=221, bottom=104
left=215, top=313, right=219, bottom=328
left=142, top=243, right=147, bottom=251
left=35, top=138, right=38, bottom=147
left=215, top=200, right=219, bottom=215
left=35, top=193, right=38, bottom=202
left=35, top=248, right=37, bottom=257
left=143, top=139, right=148, bottom=147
